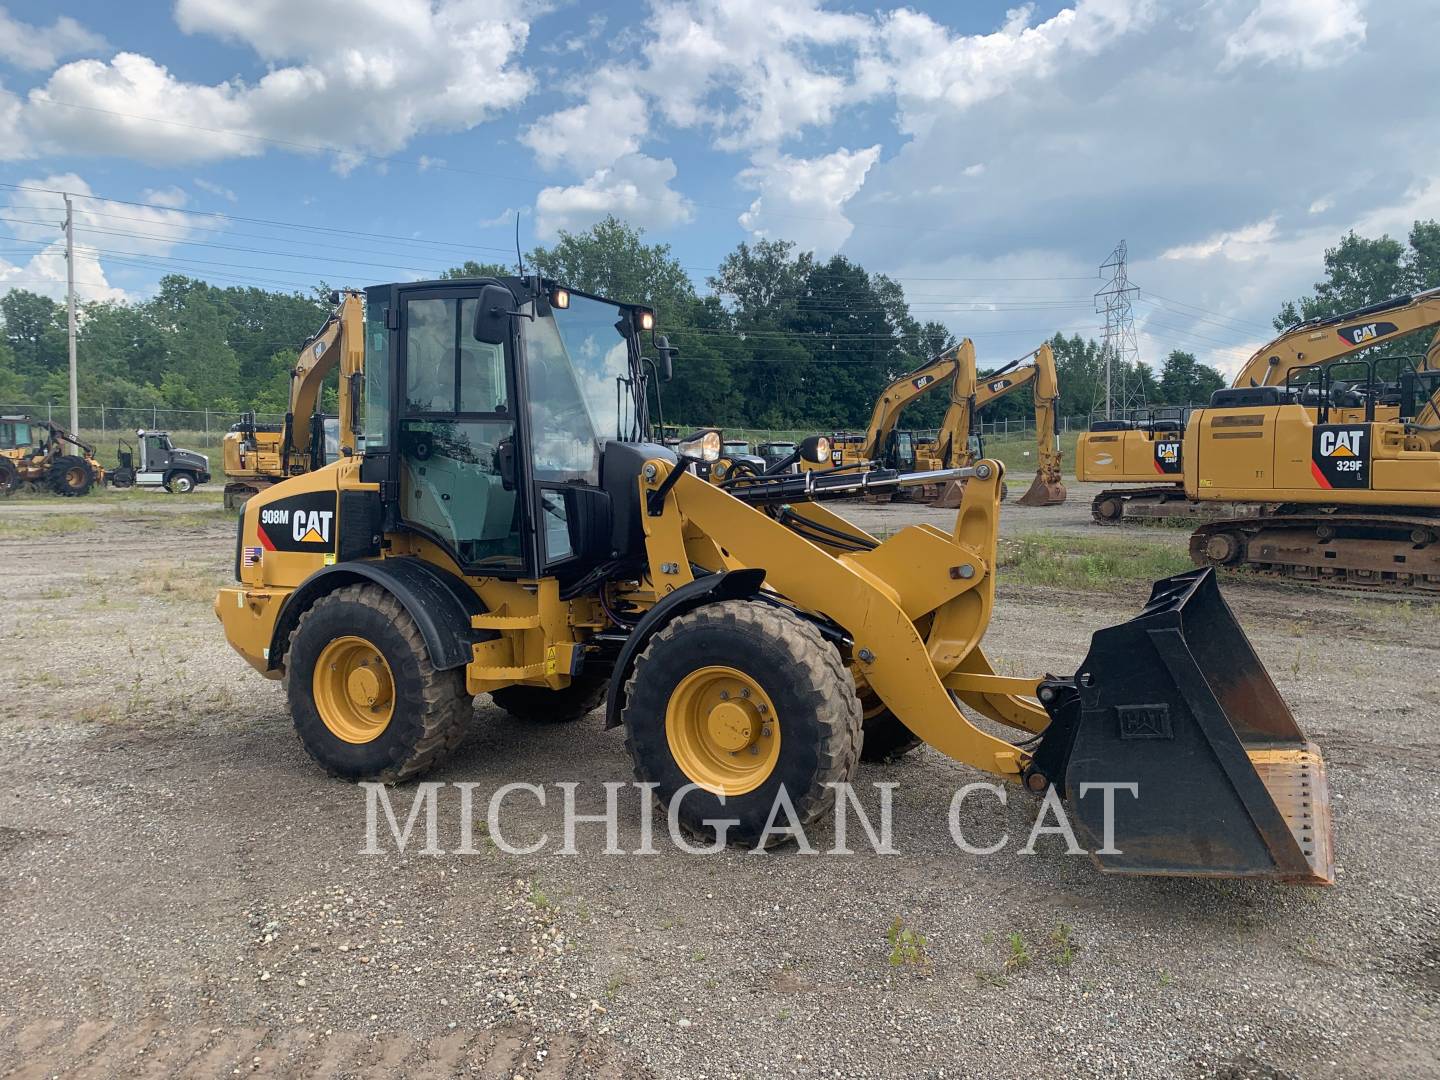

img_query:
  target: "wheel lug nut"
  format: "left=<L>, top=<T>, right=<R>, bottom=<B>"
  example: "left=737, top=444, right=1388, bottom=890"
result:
left=719, top=690, right=729, bottom=700
left=740, top=688, right=750, bottom=698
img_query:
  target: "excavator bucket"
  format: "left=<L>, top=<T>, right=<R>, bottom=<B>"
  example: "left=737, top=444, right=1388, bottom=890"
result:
left=1016, top=473, right=1067, bottom=506
left=932, top=477, right=967, bottom=508
left=1029, top=569, right=1334, bottom=884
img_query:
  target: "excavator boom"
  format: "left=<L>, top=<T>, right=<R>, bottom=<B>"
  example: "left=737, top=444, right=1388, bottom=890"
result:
left=931, top=343, right=1067, bottom=508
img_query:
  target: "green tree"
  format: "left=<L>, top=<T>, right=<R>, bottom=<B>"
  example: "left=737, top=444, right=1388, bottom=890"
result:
left=0, top=290, right=66, bottom=379
left=526, top=216, right=696, bottom=319
left=1157, top=350, right=1225, bottom=405
left=441, top=260, right=514, bottom=279
left=1276, top=221, right=1440, bottom=328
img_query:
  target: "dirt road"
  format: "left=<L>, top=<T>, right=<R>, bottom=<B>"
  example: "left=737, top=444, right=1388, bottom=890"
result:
left=0, top=494, right=1435, bottom=1078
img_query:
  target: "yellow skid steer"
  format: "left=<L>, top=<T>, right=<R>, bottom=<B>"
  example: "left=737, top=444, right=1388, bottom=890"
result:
left=215, top=275, right=1333, bottom=885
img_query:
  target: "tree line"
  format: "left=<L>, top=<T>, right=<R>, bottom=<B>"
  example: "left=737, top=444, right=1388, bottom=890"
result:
left=1, top=215, right=1434, bottom=432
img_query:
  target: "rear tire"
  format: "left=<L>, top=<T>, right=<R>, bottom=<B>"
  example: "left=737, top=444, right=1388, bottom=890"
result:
left=48, top=455, right=94, bottom=496
left=0, top=457, right=18, bottom=495
left=490, top=674, right=608, bottom=723
left=285, top=584, right=472, bottom=782
left=622, top=600, right=861, bottom=848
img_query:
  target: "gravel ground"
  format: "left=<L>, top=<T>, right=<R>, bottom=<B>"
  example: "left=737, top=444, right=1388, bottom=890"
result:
left=0, top=489, right=1436, bottom=1079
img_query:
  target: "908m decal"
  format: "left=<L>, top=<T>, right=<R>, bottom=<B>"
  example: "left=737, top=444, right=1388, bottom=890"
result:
left=1311, top=425, right=1369, bottom=489
left=256, top=491, right=338, bottom=552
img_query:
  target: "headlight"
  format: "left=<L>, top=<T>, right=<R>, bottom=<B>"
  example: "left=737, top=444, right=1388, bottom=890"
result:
left=550, top=287, right=570, bottom=310
left=637, top=309, right=655, bottom=332
left=677, top=429, right=722, bottom=463
left=799, top=434, right=832, bottom=464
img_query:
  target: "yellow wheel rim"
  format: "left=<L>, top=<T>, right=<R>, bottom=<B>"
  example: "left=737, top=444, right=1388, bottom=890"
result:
left=313, top=635, right=395, bottom=744
left=66, top=467, right=85, bottom=487
left=665, top=665, right=780, bottom=796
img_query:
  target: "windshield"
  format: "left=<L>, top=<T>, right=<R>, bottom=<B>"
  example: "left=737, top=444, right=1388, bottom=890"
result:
left=519, top=293, right=639, bottom=485
left=551, top=294, right=635, bottom=441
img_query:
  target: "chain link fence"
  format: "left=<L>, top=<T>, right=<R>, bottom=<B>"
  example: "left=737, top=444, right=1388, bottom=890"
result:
left=1, top=404, right=285, bottom=451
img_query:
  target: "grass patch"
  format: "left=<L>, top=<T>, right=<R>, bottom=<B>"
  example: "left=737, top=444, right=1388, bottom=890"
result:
left=886, top=918, right=929, bottom=968
left=998, top=531, right=1191, bottom=590
left=0, top=513, right=96, bottom=539
left=135, top=561, right=229, bottom=604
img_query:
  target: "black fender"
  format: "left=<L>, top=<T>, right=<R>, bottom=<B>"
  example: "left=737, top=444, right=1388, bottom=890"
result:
left=603, top=568, right=767, bottom=729
left=266, top=557, right=491, bottom=673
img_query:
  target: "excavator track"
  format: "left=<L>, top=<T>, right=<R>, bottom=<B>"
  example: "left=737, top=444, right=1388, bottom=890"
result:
left=1089, top=485, right=1243, bottom=525
left=1190, top=507, right=1440, bottom=593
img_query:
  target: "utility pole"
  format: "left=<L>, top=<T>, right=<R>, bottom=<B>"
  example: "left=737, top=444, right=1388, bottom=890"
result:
left=64, top=193, right=79, bottom=436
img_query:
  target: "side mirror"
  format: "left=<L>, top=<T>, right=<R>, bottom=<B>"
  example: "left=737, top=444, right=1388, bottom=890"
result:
left=472, top=284, right=516, bottom=346
left=798, top=435, right=832, bottom=465
left=654, top=335, right=678, bottom=382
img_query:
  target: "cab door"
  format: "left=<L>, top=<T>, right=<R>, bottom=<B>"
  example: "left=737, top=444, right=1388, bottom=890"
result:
left=394, top=288, right=527, bottom=574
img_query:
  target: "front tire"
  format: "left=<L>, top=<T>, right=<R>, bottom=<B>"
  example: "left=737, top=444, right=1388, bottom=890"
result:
left=165, top=471, right=196, bottom=494
left=0, top=457, right=18, bottom=495
left=285, top=584, right=471, bottom=782
left=622, top=600, right=861, bottom=848
left=48, top=455, right=94, bottom=496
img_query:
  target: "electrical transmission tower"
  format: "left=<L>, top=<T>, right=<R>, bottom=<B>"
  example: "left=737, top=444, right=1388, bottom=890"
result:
left=1094, top=240, right=1144, bottom=419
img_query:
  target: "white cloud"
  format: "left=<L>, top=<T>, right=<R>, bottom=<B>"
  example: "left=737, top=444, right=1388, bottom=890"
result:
left=865, top=0, right=1156, bottom=135
left=1222, top=0, right=1366, bottom=70
left=0, top=173, right=216, bottom=303
left=1308, top=196, right=1334, bottom=214
left=520, top=72, right=649, bottom=173
left=737, top=146, right=881, bottom=256
left=0, top=83, right=26, bottom=160
left=1160, top=217, right=1279, bottom=261
left=535, top=154, right=692, bottom=238
left=21, top=0, right=533, bottom=167
left=642, top=0, right=872, bottom=149
left=194, top=178, right=237, bottom=203
left=142, top=185, right=188, bottom=209
left=0, top=8, right=105, bottom=71
left=963, top=163, right=986, bottom=177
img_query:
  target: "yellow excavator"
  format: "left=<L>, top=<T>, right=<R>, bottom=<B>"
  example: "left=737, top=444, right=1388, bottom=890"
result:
left=928, top=342, right=1067, bottom=508
left=1186, top=289, right=1440, bottom=589
left=214, top=274, right=1334, bottom=885
left=222, top=290, right=365, bottom=510
left=825, top=344, right=970, bottom=472
left=1081, top=290, right=1440, bottom=524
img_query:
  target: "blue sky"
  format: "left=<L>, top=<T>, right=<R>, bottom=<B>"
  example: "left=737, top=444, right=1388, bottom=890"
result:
left=0, top=0, right=1433, bottom=378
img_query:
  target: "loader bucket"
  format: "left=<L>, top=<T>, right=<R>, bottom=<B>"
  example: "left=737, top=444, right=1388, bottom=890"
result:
left=1027, top=568, right=1334, bottom=885
left=1016, top=473, right=1067, bottom=506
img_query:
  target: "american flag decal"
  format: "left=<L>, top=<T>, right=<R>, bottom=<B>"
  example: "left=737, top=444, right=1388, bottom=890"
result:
left=242, top=546, right=262, bottom=568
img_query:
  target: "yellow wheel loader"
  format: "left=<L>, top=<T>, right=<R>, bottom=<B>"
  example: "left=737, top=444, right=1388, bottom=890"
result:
left=215, top=275, right=1335, bottom=885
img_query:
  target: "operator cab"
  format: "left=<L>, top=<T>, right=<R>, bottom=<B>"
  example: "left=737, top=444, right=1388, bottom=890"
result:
left=360, top=277, right=664, bottom=582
